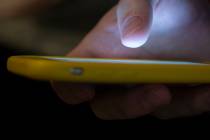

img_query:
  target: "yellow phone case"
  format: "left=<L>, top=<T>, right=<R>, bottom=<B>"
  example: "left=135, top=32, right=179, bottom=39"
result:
left=7, top=55, right=210, bottom=84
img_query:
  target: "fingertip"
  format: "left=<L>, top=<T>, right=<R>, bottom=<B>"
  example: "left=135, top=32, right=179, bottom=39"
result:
left=52, top=81, right=95, bottom=105
left=121, top=31, right=149, bottom=48
left=147, top=85, right=172, bottom=106
left=119, top=16, right=151, bottom=48
left=117, top=0, right=153, bottom=48
left=130, top=85, right=172, bottom=111
left=90, top=84, right=171, bottom=120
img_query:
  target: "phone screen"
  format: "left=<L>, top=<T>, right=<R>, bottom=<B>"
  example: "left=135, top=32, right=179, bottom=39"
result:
left=38, top=56, right=206, bottom=65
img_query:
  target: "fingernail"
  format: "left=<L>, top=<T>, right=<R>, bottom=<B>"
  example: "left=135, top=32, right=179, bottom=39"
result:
left=121, top=16, right=149, bottom=48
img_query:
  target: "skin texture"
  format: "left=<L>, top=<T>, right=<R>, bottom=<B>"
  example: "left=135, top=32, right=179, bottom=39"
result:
left=11, top=0, right=208, bottom=120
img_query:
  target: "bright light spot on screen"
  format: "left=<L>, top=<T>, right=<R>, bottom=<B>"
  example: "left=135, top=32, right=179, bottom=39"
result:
left=152, top=1, right=192, bottom=32
left=121, top=34, right=148, bottom=48
left=121, top=1, right=193, bottom=48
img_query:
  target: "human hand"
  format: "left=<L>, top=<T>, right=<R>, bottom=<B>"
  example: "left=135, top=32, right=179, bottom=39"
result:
left=53, top=0, right=210, bottom=120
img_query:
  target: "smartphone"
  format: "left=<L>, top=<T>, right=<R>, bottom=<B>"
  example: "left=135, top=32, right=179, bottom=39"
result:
left=7, top=55, right=210, bottom=84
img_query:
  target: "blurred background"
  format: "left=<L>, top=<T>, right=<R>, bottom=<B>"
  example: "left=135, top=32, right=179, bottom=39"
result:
left=0, top=0, right=117, bottom=55
left=1, top=0, right=210, bottom=129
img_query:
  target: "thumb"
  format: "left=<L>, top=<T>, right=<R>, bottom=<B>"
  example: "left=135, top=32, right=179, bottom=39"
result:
left=117, top=0, right=156, bottom=48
